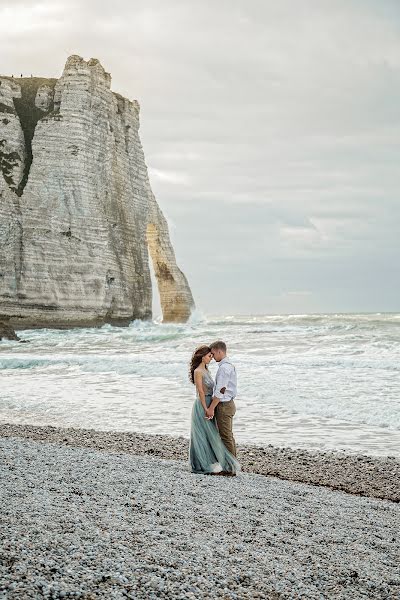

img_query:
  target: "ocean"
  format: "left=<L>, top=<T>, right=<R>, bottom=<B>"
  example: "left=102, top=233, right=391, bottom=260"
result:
left=1, top=313, right=399, bottom=456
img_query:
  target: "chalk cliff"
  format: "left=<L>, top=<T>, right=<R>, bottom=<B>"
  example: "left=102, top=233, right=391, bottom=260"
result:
left=0, top=55, right=194, bottom=329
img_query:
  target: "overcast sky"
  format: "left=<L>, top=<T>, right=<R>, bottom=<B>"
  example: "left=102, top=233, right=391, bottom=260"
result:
left=1, top=0, right=399, bottom=315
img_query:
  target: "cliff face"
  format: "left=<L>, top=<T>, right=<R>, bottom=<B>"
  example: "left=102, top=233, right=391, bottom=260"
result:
left=0, top=56, right=194, bottom=328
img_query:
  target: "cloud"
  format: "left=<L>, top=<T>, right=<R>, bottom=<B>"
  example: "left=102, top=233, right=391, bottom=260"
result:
left=1, top=0, right=399, bottom=313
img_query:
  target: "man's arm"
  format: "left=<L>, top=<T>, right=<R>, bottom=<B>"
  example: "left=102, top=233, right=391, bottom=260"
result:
left=205, top=365, right=230, bottom=418
left=205, top=395, right=221, bottom=418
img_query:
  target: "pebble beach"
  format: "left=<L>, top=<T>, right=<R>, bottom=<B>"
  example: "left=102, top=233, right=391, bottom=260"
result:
left=1, top=426, right=399, bottom=599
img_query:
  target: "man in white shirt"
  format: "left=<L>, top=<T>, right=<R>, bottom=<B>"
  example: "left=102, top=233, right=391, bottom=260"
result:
left=205, top=340, right=237, bottom=457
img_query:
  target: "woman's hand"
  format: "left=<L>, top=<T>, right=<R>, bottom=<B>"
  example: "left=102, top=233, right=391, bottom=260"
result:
left=205, top=407, right=214, bottom=420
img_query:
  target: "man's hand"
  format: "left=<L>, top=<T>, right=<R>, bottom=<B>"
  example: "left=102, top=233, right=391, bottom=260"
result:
left=205, top=407, right=214, bottom=420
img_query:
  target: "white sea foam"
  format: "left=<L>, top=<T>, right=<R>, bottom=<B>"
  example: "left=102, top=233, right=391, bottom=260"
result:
left=1, top=313, right=400, bottom=455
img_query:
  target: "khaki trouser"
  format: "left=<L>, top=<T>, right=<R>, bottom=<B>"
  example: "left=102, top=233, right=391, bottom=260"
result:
left=215, top=399, right=237, bottom=457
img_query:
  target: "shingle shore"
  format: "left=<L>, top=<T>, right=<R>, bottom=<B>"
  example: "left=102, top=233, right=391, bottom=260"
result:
left=0, top=423, right=398, bottom=502
left=1, top=437, right=399, bottom=599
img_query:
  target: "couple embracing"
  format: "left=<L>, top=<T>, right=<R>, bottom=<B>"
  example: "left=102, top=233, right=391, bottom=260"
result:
left=189, top=341, right=240, bottom=476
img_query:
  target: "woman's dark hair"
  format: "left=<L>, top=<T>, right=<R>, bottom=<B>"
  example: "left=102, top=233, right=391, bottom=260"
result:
left=189, top=345, right=211, bottom=384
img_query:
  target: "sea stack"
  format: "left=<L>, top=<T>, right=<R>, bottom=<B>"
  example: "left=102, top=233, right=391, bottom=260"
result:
left=0, top=55, right=194, bottom=330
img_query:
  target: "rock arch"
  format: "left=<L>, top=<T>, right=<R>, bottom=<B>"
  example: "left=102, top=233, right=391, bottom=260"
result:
left=146, top=201, right=194, bottom=322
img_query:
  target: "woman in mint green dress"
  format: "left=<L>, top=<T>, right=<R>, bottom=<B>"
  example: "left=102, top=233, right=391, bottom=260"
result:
left=189, top=345, right=240, bottom=476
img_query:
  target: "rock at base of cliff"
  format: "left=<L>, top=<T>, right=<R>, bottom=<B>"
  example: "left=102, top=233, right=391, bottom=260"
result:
left=0, top=320, right=20, bottom=341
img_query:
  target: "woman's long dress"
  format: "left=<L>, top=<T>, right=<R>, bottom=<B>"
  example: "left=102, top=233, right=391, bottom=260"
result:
left=189, top=369, right=240, bottom=474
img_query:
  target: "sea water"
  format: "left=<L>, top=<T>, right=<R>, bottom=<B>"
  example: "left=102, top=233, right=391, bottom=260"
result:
left=1, top=313, right=399, bottom=456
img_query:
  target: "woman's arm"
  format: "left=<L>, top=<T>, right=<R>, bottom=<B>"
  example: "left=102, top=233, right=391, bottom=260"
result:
left=194, top=370, right=208, bottom=412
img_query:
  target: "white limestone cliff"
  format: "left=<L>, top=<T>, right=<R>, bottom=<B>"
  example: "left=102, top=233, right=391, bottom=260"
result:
left=0, top=56, right=194, bottom=329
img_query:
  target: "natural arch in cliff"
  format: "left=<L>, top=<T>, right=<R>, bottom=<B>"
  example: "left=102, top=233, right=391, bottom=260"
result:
left=146, top=218, right=194, bottom=323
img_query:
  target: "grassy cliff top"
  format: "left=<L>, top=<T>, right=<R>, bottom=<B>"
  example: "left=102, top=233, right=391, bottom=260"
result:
left=0, top=76, right=58, bottom=86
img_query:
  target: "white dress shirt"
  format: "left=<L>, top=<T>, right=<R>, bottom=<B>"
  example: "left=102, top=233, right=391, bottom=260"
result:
left=213, top=356, right=237, bottom=402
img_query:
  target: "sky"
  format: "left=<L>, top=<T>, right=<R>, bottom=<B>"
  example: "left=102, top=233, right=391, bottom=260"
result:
left=1, top=0, right=399, bottom=315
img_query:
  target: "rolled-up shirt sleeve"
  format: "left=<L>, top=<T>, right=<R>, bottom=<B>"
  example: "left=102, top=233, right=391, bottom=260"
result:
left=214, top=365, right=231, bottom=399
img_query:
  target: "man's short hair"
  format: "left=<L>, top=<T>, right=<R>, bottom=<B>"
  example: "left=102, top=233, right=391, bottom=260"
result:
left=210, top=340, right=227, bottom=352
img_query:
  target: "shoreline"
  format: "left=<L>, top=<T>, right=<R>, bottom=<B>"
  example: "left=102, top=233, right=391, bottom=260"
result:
left=1, top=423, right=398, bottom=502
